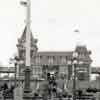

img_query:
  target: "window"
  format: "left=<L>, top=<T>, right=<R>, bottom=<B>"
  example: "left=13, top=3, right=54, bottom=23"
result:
left=35, top=56, right=40, bottom=64
left=67, top=60, right=71, bottom=65
left=32, top=66, right=42, bottom=77
left=61, top=57, right=66, bottom=64
left=48, top=56, right=54, bottom=64
left=78, top=72, right=85, bottom=80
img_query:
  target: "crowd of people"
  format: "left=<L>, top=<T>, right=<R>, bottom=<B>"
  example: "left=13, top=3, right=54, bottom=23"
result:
left=0, top=83, right=15, bottom=100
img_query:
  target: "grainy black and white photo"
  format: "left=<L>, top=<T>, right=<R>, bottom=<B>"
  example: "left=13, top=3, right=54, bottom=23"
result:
left=0, top=0, right=100, bottom=100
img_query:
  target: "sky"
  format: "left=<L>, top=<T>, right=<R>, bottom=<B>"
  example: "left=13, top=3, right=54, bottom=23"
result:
left=0, top=0, right=100, bottom=66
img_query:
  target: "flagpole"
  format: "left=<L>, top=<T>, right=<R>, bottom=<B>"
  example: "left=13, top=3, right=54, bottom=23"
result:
left=26, top=0, right=31, bottom=67
left=21, top=0, right=32, bottom=99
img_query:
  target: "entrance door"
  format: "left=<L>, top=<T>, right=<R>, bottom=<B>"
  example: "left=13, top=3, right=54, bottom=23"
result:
left=42, top=65, right=59, bottom=79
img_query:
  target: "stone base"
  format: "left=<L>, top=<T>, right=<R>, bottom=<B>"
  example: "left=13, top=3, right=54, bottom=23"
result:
left=23, top=88, right=33, bottom=100
left=23, top=92, right=33, bottom=100
left=23, top=88, right=32, bottom=93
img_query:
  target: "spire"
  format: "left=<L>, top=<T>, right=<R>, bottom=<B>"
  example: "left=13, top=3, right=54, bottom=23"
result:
left=18, top=25, right=38, bottom=45
left=17, top=25, right=38, bottom=53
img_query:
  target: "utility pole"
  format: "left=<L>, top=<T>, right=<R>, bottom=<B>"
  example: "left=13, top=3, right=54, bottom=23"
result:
left=20, top=0, right=32, bottom=99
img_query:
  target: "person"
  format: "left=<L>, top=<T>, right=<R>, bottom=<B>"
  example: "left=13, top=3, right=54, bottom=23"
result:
left=2, top=83, right=8, bottom=100
left=3, top=83, right=8, bottom=90
left=10, top=85, right=15, bottom=94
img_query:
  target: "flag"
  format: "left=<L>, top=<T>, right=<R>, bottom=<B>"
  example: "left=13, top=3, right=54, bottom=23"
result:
left=20, top=1, right=27, bottom=6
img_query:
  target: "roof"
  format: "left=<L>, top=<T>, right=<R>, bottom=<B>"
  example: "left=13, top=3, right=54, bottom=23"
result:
left=17, top=26, right=92, bottom=65
left=19, top=26, right=35, bottom=43
left=30, top=50, right=92, bottom=65
left=17, top=26, right=38, bottom=51
left=34, top=51, right=73, bottom=56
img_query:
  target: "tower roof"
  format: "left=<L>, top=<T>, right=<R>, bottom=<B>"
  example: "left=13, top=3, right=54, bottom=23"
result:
left=17, top=25, right=38, bottom=52
left=19, top=26, right=37, bottom=44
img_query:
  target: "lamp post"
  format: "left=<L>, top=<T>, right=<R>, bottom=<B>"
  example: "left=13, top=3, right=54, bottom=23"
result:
left=72, top=52, right=78, bottom=100
left=9, top=55, right=20, bottom=87
left=14, top=61, right=17, bottom=87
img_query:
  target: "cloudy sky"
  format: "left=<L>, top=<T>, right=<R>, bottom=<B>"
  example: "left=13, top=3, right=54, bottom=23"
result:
left=0, top=0, right=100, bottom=66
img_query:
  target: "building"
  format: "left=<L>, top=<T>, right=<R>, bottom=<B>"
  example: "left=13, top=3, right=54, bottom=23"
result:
left=17, top=26, right=92, bottom=83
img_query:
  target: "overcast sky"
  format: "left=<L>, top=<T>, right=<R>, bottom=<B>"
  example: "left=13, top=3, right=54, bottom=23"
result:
left=0, top=0, right=100, bottom=66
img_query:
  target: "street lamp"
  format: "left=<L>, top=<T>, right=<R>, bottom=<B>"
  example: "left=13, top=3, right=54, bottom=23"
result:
left=9, top=55, right=20, bottom=87
left=72, top=51, right=78, bottom=100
